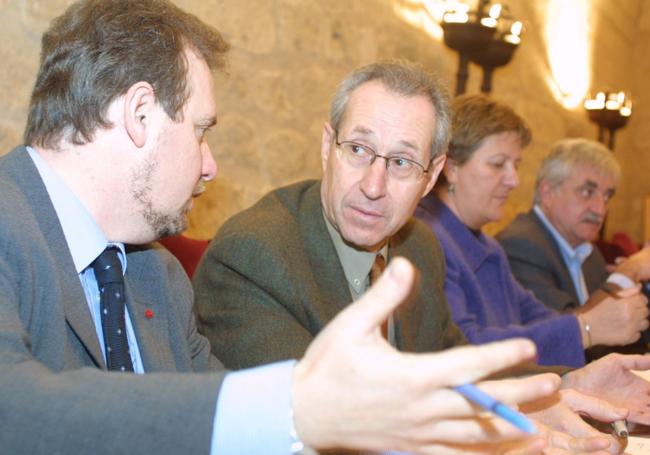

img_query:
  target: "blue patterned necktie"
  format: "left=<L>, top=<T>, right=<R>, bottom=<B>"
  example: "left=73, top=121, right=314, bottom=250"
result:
left=92, top=248, right=134, bottom=372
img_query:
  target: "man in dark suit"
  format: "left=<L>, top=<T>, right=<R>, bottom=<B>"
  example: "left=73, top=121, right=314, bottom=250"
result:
left=498, top=138, right=650, bottom=352
left=1, top=1, right=570, bottom=454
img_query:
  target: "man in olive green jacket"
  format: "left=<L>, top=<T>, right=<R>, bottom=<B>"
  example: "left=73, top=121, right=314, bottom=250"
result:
left=194, top=180, right=463, bottom=369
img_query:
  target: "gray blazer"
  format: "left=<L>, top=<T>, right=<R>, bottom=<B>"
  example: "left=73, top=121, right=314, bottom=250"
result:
left=497, top=210, right=608, bottom=312
left=194, top=180, right=467, bottom=370
left=0, top=146, right=224, bottom=454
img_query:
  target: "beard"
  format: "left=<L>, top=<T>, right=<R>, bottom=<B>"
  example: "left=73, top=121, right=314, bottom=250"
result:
left=129, top=157, right=190, bottom=240
left=142, top=204, right=188, bottom=239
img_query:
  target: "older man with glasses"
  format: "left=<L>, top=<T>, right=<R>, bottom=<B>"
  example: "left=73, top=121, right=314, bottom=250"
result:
left=193, top=60, right=457, bottom=368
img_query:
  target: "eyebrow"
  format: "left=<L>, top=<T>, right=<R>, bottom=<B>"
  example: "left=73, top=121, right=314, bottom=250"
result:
left=348, top=126, right=419, bottom=152
left=348, top=126, right=375, bottom=138
left=580, top=180, right=599, bottom=189
left=579, top=179, right=616, bottom=195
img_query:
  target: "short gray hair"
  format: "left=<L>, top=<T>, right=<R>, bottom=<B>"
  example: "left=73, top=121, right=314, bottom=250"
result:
left=534, top=138, right=621, bottom=203
left=329, top=60, right=451, bottom=160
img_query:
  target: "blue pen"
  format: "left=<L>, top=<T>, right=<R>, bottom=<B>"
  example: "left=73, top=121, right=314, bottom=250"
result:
left=455, top=384, right=537, bottom=434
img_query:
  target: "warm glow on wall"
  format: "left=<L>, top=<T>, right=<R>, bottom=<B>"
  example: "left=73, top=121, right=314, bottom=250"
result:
left=392, top=0, right=448, bottom=41
left=544, top=0, right=591, bottom=109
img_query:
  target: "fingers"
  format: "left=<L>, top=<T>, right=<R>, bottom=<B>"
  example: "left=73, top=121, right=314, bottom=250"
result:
left=406, top=414, right=538, bottom=445
left=335, top=256, right=416, bottom=336
left=601, top=353, right=650, bottom=371
left=417, top=437, right=546, bottom=455
left=628, top=408, right=650, bottom=425
left=479, top=374, right=562, bottom=408
left=559, top=389, right=628, bottom=423
left=616, top=284, right=641, bottom=298
left=403, top=339, right=540, bottom=390
left=638, top=319, right=650, bottom=333
left=547, top=430, right=611, bottom=453
left=497, top=438, right=548, bottom=455
left=402, top=375, right=559, bottom=425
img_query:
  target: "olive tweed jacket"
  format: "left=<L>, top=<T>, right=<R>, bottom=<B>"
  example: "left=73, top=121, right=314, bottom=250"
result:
left=194, top=180, right=467, bottom=369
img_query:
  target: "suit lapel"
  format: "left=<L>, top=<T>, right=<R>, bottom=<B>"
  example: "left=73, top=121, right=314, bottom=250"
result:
left=390, top=224, right=419, bottom=351
left=124, top=252, right=175, bottom=371
left=5, top=147, right=106, bottom=367
left=529, top=211, right=582, bottom=306
left=299, top=182, right=354, bottom=319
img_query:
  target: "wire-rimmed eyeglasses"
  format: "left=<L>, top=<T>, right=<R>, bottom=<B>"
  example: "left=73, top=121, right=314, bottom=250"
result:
left=335, top=131, right=433, bottom=181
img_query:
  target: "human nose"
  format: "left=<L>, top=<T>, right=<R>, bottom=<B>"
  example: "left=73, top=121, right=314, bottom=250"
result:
left=503, top=164, right=520, bottom=189
left=589, top=192, right=608, bottom=216
left=201, top=141, right=218, bottom=182
left=359, top=157, right=388, bottom=200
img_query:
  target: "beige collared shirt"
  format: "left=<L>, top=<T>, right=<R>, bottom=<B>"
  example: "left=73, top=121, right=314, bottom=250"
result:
left=324, top=212, right=394, bottom=344
left=324, top=214, right=389, bottom=299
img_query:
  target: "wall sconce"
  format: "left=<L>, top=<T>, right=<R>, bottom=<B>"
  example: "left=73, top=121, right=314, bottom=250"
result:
left=441, top=0, right=523, bottom=95
left=584, top=91, right=632, bottom=150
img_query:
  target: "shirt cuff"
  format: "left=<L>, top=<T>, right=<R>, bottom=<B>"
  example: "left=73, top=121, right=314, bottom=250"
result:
left=211, top=360, right=297, bottom=454
left=607, top=272, right=636, bottom=290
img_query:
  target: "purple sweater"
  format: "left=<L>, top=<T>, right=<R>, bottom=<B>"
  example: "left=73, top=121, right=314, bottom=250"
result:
left=415, top=195, right=585, bottom=367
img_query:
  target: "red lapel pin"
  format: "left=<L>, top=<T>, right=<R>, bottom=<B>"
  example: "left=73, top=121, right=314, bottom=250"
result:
left=144, top=309, right=154, bottom=319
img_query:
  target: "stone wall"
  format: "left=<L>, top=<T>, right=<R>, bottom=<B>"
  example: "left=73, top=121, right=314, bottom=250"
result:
left=1, top=0, right=647, bottom=243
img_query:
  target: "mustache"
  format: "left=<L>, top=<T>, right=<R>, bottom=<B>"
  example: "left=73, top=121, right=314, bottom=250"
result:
left=582, top=212, right=604, bottom=224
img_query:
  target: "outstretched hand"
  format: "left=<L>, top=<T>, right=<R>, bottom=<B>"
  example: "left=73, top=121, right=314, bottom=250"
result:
left=562, top=353, right=650, bottom=425
left=521, top=388, right=627, bottom=454
left=293, top=257, right=561, bottom=454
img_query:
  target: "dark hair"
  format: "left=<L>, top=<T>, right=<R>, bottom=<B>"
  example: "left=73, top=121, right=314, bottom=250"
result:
left=448, top=94, right=531, bottom=166
left=330, top=60, right=451, bottom=160
left=24, top=0, right=229, bottom=149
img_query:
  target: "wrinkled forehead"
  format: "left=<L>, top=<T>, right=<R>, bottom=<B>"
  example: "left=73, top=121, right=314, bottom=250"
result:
left=340, top=81, right=436, bottom=155
left=566, top=164, right=617, bottom=190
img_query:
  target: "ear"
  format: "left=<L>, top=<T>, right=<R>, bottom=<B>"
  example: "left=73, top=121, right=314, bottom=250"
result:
left=421, top=154, right=446, bottom=197
left=321, top=122, right=335, bottom=172
left=123, top=81, right=157, bottom=149
left=538, top=180, right=554, bottom=207
left=443, top=157, right=459, bottom=185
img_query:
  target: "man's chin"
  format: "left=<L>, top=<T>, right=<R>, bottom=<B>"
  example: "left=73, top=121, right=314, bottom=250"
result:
left=153, top=215, right=188, bottom=240
left=340, top=229, right=388, bottom=252
left=582, top=225, right=602, bottom=242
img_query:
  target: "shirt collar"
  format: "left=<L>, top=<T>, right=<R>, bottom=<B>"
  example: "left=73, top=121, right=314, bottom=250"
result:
left=533, top=205, right=592, bottom=264
left=26, top=146, right=126, bottom=273
left=323, top=212, right=388, bottom=295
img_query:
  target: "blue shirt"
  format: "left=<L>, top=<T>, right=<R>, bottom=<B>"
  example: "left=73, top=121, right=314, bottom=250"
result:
left=27, top=147, right=146, bottom=372
left=27, top=147, right=296, bottom=454
left=533, top=205, right=592, bottom=304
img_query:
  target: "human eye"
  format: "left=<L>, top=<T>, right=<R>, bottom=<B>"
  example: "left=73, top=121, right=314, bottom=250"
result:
left=388, top=157, right=418, bottom=179
left=579, top=186, right=594, bottom=199
left=489, top=160, right=506, bottom=169
left=390, top=157, right=414, bottom=169
left=342, top=143, right=374, bottom=163
left=348, top=143, right=370, bottom=156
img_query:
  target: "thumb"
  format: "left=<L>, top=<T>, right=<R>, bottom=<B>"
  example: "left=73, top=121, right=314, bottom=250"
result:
left=616, top=283, right=641, bottom=298
left=335, top=256, right=417, bottom=336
